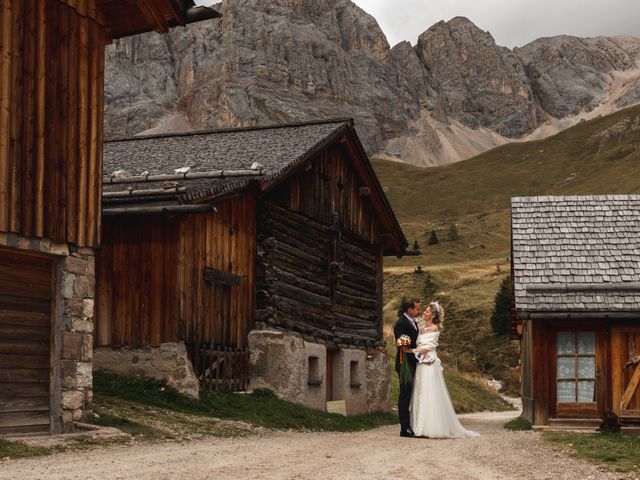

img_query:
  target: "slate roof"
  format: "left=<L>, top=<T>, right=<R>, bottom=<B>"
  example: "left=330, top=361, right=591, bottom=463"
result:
left=103, top=120, right=352, bottom=207
left=512, top=195, right=640, bottom=314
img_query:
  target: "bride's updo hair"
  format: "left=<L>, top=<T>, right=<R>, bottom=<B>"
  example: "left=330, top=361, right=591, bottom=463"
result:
left=428, top=301, right=445, bottom=329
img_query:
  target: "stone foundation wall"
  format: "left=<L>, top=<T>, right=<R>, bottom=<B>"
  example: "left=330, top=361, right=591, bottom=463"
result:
left=0, top=233, right=96, bottom=433
left=93, top=343, right=200, bottom=399
left=248, top=329, right=391, bottom=415
left=59, top=247, right=95, bottom=431
left=365, top=347, right=392, bottom=413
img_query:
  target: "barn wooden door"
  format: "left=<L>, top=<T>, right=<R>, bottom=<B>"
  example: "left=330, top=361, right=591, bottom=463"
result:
left=0, top=248, right=55, bottom=435
left=551, top=328, right=606, bottom=418
left=612, top=326, right=640, bottom=419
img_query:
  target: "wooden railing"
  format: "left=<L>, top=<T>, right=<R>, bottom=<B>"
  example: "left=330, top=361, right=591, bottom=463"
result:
left=197, top=346, right=249, bottom=391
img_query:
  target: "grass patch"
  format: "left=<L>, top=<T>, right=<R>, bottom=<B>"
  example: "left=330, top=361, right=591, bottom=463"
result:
left=91, top=408, right=164, bottom=439
left=94, top=371, right=396, bottom=433
left=0, top=439, right=49, bottom=460
left=503, top=417, right=532, bottom=431
left=543, top=431, right=640, bottom=474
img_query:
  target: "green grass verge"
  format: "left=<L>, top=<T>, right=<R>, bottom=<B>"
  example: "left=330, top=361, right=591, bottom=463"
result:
left=94, top=371, right=396, bottom=432
left=543, top=431, right=640, bottom=475
left=375, top=103, right=640, bottom=270
left=503, top=417, right=532, bottom=431
left=0, top=439, right=49, bottom=460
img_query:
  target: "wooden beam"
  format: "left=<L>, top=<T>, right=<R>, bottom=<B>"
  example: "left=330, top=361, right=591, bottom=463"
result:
left=621, top=364, right=640, bottom=411
left=0, top=0, right=13, bottom=231
left=136, top=0, right=169, bottom=34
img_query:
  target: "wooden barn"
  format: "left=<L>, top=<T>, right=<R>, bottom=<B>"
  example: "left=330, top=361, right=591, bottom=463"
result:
left=95, top=120, right=408, bottom=414
left=0, top=0, right=218, bottom=435
left=512, top=195, right=640, bottom=430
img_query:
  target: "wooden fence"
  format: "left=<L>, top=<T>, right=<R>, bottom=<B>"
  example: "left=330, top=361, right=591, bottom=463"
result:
left=197, top=345, right=249, bottom=391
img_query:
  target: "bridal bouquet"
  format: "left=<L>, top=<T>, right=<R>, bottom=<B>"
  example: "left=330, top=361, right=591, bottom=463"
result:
left=396, top=334, right=414, bottom=385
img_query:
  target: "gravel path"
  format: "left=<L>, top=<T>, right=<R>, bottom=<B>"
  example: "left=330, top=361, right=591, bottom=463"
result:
left=0, top=411, right=626, bottom=480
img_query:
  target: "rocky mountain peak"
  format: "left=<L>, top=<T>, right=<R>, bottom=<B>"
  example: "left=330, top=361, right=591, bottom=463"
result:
left=416, top=16, right=543, bottom=137
left=104, top=1, right=640, bottom=167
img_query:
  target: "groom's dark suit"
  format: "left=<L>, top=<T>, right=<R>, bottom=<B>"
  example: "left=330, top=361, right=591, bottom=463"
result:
left=394, top=312, right=419, bottom=434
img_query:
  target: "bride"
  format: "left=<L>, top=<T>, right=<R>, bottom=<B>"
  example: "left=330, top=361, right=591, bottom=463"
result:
left=410, top=301, right=479, bottom=438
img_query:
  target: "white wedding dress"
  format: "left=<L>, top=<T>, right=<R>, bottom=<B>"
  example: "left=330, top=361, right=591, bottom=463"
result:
left=410, top=329, right=479, bottom=438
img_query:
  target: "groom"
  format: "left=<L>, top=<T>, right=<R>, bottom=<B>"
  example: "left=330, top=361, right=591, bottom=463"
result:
left=394, top=298, right=421, bottom=437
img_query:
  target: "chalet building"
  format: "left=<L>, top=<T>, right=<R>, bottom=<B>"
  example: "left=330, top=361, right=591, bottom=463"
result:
left=0, top=0, right=218, bottom=435
left=512, top=195, right=640, bottom=430
left=95, top=120, right=408, bottom=414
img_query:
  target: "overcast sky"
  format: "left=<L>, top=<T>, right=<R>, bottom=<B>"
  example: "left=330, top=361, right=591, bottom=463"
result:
left=353, top=0, right=640, bottom=48
left=197, top=0, right=640, bottom=48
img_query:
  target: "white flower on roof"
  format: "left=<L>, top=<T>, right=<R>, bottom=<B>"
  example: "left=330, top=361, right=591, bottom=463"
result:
left=111, top=169, right=129, bottom=178
left=174, top=166, right=191, bottom=174
left=140, top=170, right=150, bottom=176
left=250, top=162, right=263, bottom=171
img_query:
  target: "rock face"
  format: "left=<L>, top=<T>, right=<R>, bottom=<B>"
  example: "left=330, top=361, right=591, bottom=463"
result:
left=104, top=1, right=640, bottom=166
left=516, top=36, right=640, bottom=118
left=417, top=17, right=543, bottom=137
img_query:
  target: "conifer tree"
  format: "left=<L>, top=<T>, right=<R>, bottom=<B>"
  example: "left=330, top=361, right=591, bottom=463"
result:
left=491, top=276, right=513, bottom=335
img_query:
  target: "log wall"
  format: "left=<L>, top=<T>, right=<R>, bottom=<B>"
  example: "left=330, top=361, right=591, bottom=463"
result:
left=256, top=203, right=383, bottom=346
left=95, top=196, right=256, bottom=354
left=0, top=0, right=105, bottom=248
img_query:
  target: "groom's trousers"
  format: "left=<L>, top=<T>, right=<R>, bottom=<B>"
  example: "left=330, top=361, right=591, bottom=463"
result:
left=398, top=379, right=413, bottom=430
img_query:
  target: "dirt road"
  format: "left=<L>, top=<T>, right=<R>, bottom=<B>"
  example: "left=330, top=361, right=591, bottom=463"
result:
left=0, top=411, right=622, bottom=480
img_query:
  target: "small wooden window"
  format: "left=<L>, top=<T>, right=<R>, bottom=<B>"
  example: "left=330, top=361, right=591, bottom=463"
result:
left=556, top=331, right=596, bottom=403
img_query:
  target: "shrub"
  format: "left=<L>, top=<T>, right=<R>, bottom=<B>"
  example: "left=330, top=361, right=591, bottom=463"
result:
left=428, top=230, right=439, bottom=245
left=412, top=239, right=420, bottom=250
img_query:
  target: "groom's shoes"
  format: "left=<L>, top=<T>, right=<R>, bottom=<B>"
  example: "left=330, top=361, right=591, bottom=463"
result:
left=400, top=427, right=415, bottom=438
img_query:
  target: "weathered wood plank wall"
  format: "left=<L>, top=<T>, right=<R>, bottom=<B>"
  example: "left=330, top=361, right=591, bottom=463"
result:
left=178, top=196, right=256, bottom=360
left=0, top=0, right=105, bottom=247
left=95, top=215, right=180, bottom=347
left=267, top=144, right=378, bottom=244
left=95, top=196, right=256, bottom=355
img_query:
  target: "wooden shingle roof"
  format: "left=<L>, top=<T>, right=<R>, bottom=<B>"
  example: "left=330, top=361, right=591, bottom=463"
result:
left=103, top=120, right=352, bottom=205
left=103, top=119, right=408, bottom=254
left=512, top=195, right=640, bottom=314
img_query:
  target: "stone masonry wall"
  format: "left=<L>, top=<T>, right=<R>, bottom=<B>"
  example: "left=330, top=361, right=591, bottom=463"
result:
left=248, top=329, right=392, bottom=415
left=93, top=343, right=200, bottom=399
left=59, top=247, right=95, bottom=432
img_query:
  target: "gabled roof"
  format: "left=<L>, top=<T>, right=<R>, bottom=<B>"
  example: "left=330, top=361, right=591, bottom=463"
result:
left=103, top=119, right=408, bottom=254
left=512, top=195, right=640, bottom=314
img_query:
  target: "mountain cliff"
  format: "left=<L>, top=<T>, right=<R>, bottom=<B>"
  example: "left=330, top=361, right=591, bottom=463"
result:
left=104, top=0, right=640, bottom=167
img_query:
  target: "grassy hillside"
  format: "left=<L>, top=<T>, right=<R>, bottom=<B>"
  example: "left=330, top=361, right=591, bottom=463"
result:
left=376, top=104, right=640, bottom=392
left=376, top=103, right=640, bottom=268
